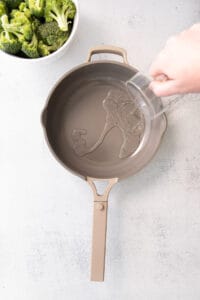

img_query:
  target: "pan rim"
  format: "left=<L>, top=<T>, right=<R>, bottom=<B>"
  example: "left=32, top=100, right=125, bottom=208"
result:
left=42, top=60, right=139, bottom=112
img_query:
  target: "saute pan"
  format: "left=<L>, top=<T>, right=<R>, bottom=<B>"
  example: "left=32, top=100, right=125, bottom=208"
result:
left=41, top=46, right=167, bottom=281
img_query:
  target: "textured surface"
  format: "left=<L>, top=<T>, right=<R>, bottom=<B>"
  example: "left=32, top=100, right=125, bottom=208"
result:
left=0, top=0, right=200, bottom=299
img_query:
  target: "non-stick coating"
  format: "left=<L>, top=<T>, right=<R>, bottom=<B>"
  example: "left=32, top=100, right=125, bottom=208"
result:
left=43, top=61, right=167, bottom=179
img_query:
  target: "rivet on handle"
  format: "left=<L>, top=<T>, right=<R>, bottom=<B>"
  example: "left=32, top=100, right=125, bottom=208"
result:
left=95, top=203, right=104, bottom=211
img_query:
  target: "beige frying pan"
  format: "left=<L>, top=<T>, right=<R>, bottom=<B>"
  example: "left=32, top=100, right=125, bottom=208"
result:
left=41, top=46, right=167, bottom=281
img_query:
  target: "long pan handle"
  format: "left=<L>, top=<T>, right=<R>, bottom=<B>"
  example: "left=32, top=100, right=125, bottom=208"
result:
left=87, top=177, right=118, bottom=281
left=87, top=45, right=128, bottom=64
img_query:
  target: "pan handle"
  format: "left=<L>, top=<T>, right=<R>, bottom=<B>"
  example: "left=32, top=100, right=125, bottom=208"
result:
left=87, top=45, right=128, bottom=64
left=87, top=177, right=118, bottom=281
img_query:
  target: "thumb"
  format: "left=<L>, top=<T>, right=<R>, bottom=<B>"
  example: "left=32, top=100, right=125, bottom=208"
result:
left=149, top=80, right=180, bottom=97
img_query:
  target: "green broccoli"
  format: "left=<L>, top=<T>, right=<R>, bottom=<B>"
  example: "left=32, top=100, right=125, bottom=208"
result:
left=4, top=0, right=22, bottom=9
left=3, top=11, right=33, bottom=41
left=38, top=35, right=66, bottom=57
left=0, top=1, right=7, bottom=31
left=0, top=28, right=21, bottom=54
left=38, top=40, right=51, bottom=56
left=19, top=2, right=32, bottom=19
left=37, top=21, right=67, bottom=46
left=0, top=0, right=76, bottom=58
left=45, top=0, right=76, bottom=32
left=31, top=16, right=41, bottom=30
left=19, top=2, right=27, bottom=11
left=0, top=1, right=7, bottom=17
left=65, top=0, right=76, bottom=19
left=21, top=33, right=39, bottom=57
left=26, top=0, right=45, bottom=18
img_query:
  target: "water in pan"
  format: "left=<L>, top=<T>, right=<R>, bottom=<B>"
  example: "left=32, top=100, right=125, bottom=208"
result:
left=71, top=86, right=145, bottom=159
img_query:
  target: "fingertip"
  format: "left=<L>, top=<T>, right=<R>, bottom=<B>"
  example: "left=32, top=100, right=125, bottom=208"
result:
left=149, top=81, right=163, bottom=96
left=149, top=80, right=180, bottom=97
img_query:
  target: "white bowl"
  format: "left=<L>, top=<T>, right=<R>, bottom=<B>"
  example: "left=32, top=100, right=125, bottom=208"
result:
left=0, top=0, right=79, bottom=63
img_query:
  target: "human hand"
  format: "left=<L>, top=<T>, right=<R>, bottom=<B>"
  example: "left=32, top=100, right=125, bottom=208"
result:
left=149, top=24, right=200, bottom=96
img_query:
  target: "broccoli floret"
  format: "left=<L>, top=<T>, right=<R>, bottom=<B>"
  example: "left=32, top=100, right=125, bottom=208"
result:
left=0, top=1, right=7, bottom=17
left=0, top=1, right=7, bottom=31
left=21, top=33, right=39, bottom=57
left=31, top=16, right=41, bottom=30
left=0, top=29, right=21, bottom=54
left=19, top=2, right=32, bottom=19
left=45, top=0, right=76, bottom=32
left=38, top=40, right=51, bottom=56
left=4, top=0, right=22, bottom=9
left=26, top=0, right=45, bottom=18
left=37, top=21, right=67, bottom=46
left=3, top=11, right=33, bottom=41
left=38, top=35, right=66, bottom=57
left=37, top=21, right=67, bottom=57
left=65, top=0, right=76, bottom=19
left=19, top=2, right=27, bottom=11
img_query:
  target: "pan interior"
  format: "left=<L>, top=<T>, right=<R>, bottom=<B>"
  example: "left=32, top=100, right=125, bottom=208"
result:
left=45, top=62, right=164, bottom=179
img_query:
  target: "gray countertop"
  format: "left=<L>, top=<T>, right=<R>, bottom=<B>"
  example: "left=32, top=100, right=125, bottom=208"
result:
left=0, top=0, right=200, bottom=299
